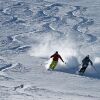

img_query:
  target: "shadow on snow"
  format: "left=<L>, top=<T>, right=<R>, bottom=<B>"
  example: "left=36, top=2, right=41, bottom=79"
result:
left=54, top=56, right=100, bottom=79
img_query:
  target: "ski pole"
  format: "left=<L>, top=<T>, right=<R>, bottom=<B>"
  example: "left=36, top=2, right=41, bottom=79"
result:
left=92, top=65, right=97, bottom=72
left=64, top=62, right=67, bottom=64
left=92, top=66, right=100, bottom=77
left=63, top=61, right=66, bottom=65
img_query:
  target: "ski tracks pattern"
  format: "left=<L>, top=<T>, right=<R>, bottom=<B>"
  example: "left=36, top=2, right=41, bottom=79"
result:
left=0, top=1, right=98, bottom=56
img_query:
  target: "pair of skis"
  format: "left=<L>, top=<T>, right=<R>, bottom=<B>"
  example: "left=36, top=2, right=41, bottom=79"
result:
left=78, top=65, right=98, bottom=75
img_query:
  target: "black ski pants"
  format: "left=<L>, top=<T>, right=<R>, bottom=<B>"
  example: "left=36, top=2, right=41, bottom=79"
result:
left=79, top=63, right=88, bottom=73
left=79, top=67, right=87, bottom=73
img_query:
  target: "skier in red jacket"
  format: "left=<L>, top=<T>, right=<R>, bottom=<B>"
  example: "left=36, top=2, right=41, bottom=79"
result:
left=49, top=51, right=64, bottom=70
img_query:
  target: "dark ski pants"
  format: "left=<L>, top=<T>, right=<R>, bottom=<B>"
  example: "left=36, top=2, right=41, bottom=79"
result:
left=79, top=67, right=87, bottom=73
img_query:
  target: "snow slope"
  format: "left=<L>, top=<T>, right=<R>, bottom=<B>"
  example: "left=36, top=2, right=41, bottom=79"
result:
left=0, top=0, right=100, bottom=100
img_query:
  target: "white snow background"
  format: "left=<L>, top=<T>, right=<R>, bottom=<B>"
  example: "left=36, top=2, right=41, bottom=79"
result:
left=0, top=0, right=100, bottom=100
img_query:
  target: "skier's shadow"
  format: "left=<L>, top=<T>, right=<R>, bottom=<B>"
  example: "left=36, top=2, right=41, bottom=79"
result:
left=85, top=62, right=100, bottom=79
left=55, top=66, right=78, bottom=74
left=55, top=65, right=100, bottom=79
left=54, top=56, right=100, bottom=79
left=55, top=56, right=79, bottom=74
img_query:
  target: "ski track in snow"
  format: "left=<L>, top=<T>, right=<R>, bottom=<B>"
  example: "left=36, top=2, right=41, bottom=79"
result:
left=0, top=0, right=98, bottom=55
left=13, top=85, right=100, bottom=100
left=67, top=6, right=97, bottom=43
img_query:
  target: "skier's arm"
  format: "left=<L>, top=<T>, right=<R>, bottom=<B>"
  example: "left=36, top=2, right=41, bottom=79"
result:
left=59, top=56, right=64, bottom=63
left=50, top=54, right=54, bottom=58
left=89, top=60, right=93, bottom=66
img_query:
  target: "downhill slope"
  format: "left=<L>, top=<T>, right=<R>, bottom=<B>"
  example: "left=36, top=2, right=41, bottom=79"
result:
left=0, top=54, right=100, bottom=100
left=0, top=0, right=100, bottom=100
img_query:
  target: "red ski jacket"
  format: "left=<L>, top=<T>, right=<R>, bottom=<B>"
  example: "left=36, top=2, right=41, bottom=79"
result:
left=50, top=53, right=64, bottom=62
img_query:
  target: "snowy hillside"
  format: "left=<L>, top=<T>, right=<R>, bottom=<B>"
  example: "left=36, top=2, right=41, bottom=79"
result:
left=0, top=0, right=100, bottom=100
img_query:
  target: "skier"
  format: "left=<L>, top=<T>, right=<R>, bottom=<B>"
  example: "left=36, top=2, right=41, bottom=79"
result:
left=49, top=51, right=64, bottom=70
left=79, top=55, right=93, bottom=74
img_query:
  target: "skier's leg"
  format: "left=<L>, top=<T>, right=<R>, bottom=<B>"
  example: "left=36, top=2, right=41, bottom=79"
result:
left=49, top=61, right=53, bottom=69
left=79, top=67, right=84, bottom=73
left=52, top=61, right=57, bottom=70
left=50, top=61, right=54, bottom=69
left=82, top=67, right=87, bottom=73
left=79, top=67, right=87, bottom=74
